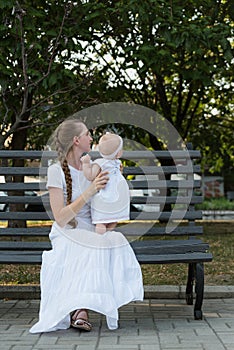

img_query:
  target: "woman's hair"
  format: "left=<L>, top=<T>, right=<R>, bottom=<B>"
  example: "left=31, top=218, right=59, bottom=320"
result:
left=53, top=119, right=85, bottom=228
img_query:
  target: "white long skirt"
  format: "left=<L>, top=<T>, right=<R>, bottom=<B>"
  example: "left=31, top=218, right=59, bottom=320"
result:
left=29, top=223, right=144, bottom=333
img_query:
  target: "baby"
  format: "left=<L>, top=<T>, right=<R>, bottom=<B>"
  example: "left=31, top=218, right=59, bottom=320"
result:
left=81, top=133, right=130, bottom=234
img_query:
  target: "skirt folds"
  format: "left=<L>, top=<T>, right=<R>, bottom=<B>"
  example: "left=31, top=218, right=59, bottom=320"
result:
left=29, top=223, right=143, bottom=333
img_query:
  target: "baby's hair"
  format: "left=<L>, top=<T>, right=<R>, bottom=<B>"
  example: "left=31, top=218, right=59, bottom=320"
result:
left=98, top=133, right=123, bottom=159
left=53, top=119, right=85, bottom=228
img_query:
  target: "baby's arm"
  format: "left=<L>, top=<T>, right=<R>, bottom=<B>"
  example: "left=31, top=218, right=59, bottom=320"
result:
left=81, top=154, right=101, bottom=181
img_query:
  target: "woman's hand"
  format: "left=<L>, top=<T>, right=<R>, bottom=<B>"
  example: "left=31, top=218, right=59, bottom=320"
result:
left=91, top=171, right=109, bottom=195
left=49, top=171, right=109, bottom=228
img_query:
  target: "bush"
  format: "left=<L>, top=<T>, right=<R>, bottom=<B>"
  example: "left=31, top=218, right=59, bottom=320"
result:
left=196, top=197, right=234, bottom=210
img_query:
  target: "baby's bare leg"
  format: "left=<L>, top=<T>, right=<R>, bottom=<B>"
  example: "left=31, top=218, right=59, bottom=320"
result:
left=106, top=222, right=117, bottom=231
left=95, top=223, right=107, bottom=234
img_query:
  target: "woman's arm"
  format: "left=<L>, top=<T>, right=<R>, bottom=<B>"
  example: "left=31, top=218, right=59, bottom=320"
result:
left=49, top=171, right=108, bottom=227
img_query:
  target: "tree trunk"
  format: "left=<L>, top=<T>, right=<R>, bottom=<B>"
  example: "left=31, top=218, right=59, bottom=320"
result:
left=8, top=126, right=28, bottom=232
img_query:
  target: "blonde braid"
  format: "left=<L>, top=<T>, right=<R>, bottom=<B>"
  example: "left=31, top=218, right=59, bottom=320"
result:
left=61, top=159, right=77, bottom=228
left=62, top=159, right=72, bottom=205
left=54, top=123, right=79, bottom=228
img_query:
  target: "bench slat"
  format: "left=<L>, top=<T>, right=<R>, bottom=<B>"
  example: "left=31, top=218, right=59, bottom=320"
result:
left=130, top=210, right=202, bottom=220
left=0, top=227, right=51, bottom=236
left=0, top=210, right=201, bottom=221
left=0, top=252, right=43, bottom=264
left=131, top=239, right=209, bottom=254
left=119, top=225, right=203, bottom=236
left=0, top=212, right=52, bottom=220
left=129, top=180, right=201, bottom=189
left=0, top=196, right=49, bottom=205
left=0, top=150, right=54, bottom=159
left=0, top=195, right=202, bottom=205
left=0, top=239, right=208, bottom=253
left=0, top=167, right=47, bottom=176
left=136, top=252, right=213, bottom=264
left=0, top=241, right=51, bottom=250
left=0, top=150, right=201, bottom=160
left=0, top=183, right=46, bottom=191
left=0, top=165, right=201, bottom=176
left=0, top=251, right=213, bottom=265
left=0, top=225, right=202, bottom=237
left=131, top=196, right=203, bottom=204
left=0, top=179, right=201, bottom=191
left=124, top=165, right=201, bottom=175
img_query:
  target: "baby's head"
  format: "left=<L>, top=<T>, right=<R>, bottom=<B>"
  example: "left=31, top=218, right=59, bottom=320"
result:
left=98, top=133, right=123, bottom=160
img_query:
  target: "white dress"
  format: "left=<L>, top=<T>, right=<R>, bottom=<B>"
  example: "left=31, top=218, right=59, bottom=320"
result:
left=29, top=163, right=143, bottom=333
left=91, top=158, right=130, bottom=224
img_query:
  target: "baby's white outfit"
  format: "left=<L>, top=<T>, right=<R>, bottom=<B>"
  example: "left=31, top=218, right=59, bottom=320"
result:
left=91, top=158, right=130, bottom=224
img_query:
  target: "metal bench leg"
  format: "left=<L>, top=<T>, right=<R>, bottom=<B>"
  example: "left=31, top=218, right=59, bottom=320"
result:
left=194, top=262, right=204, bottom=320
left=186, top=263, right=194, bottom=305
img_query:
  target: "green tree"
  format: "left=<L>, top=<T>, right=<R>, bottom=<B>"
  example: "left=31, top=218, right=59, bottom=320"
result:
left=0, top=1, right=233, bottom=173
left=0, top=0, right=107, bottom=228
left=73, top=0, right=233, bottom=171
left=0, top=0, right=104, bottom=150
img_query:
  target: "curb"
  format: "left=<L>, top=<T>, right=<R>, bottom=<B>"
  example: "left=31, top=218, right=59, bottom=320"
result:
left=144, top=285, right=234, bottom=299
left=0, top=285, right=40, bottom=300
left=1, top=285, right=234, bottom=300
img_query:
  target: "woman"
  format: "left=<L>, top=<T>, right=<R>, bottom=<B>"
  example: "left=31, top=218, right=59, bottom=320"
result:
left=29, top=118, right=143, bottom=333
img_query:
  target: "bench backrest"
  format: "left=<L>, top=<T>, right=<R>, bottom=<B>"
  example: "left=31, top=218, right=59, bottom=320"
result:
left=0, top=149, right=203, bottom=240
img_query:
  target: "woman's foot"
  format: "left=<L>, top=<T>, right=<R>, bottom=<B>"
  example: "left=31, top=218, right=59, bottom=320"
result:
left=71, top=309, right=92, bottom=331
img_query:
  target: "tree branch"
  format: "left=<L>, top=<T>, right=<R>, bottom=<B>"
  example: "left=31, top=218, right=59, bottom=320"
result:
left=155, top=74, right=172, bottom=122
left=15, top=2, right=28, bottom=119
left=183, top=90, right=203, bottom=139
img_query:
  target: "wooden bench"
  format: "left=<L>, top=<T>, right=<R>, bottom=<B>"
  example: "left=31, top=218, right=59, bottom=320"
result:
left=0, top=149, right=212, bottom=319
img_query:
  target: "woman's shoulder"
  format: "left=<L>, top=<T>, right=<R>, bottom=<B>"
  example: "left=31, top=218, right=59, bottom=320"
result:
left=47, top=162, right=64, bottom=188
left=49, top=161, right=61, bottom=170
left=48, top=162, right=62, bottom=176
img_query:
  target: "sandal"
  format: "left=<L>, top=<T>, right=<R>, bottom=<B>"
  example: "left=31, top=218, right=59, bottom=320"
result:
left=70, top=309, right=92, bottom=332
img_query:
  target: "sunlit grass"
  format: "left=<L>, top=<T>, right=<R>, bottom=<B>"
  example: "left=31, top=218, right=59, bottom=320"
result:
left=142, top=222, right=234, bottom=285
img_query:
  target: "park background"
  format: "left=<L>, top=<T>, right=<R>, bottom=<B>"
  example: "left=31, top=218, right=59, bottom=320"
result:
left=0, top=1, right=233, bottom=286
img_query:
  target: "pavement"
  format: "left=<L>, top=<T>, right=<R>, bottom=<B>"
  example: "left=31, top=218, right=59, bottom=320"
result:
left=0, top=286, right=234, bottom=350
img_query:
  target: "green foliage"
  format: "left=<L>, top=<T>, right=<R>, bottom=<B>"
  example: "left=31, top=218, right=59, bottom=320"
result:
left=196, top=197, right=234, bottom=210
left=74, top=0, right=233, bottom=172
left=0, top=0, right=108, bottom=149
left=0, top=0, right=233, bottom=175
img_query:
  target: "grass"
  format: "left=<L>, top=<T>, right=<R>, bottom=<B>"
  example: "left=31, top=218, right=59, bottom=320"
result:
left=0, top=222, right=233, bottom=286
left=142, top=222, right=234, bottom=286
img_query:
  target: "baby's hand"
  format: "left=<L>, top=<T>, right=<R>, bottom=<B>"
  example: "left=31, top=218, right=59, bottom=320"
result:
left=80, top=154, right=91, bottom=163
left=119, top=162, right=123, bottom=173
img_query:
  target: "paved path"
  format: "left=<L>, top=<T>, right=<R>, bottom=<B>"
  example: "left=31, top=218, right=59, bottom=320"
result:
left=0, top=298, right=234, bottom=350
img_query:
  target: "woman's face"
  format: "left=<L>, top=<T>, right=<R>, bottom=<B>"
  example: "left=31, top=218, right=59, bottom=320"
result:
left=78, top=126, right=93, bottom=153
